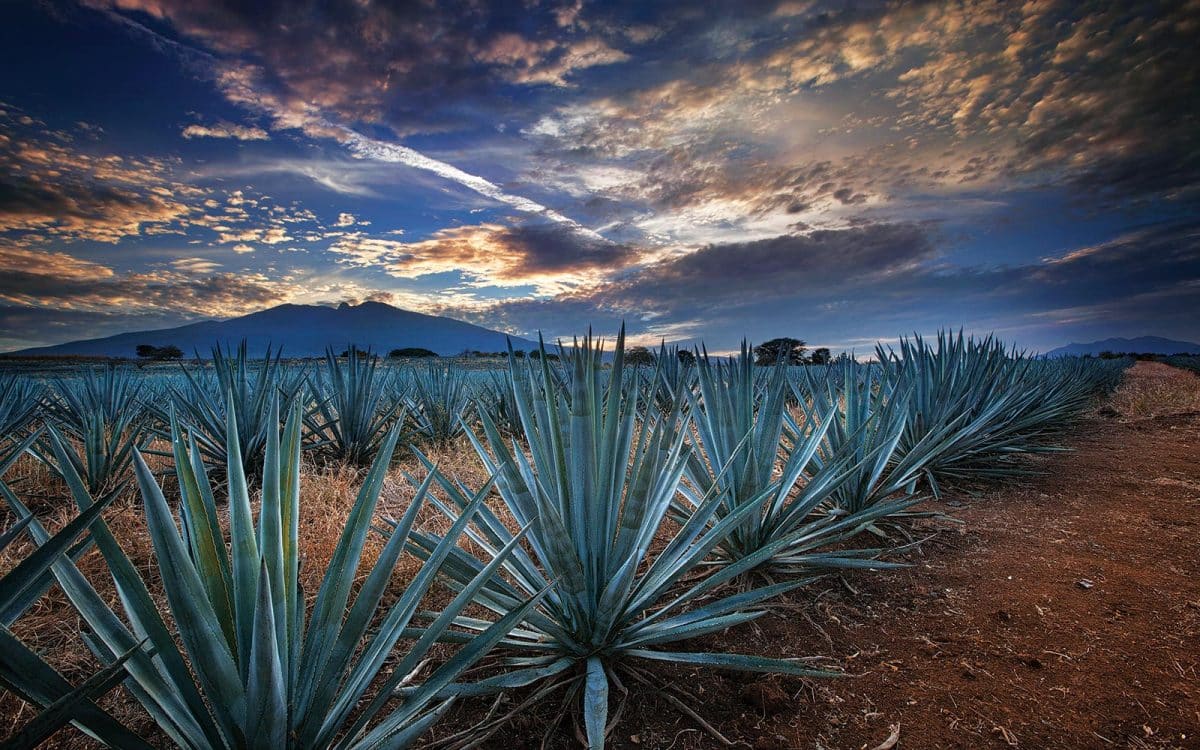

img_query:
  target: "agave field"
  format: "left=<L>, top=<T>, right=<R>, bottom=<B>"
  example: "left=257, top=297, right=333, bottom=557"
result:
left=0, top=332, right=1130, bottom=748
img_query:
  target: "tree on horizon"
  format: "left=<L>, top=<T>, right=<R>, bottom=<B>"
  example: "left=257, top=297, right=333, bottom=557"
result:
left=753, top=337, right=807, bottom=365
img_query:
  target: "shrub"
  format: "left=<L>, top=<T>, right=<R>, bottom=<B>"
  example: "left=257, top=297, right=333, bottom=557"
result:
left=388, top=347, right=437, bottom=358
left=135, top=344, right=183, bottom=360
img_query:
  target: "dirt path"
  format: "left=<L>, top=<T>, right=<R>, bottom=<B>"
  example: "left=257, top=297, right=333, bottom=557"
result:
left=600, top=362, right=1200, bottom=749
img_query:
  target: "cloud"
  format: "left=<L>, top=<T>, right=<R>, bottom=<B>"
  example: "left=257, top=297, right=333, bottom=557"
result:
left=8, top=1, right=1198, bottom=354
left=170, top=257, right=222, bottom=273
left=0, top=244, right=114, bottom=282
left=336, top=127, right=595, bottom=231
left=328, top=222, right=636, bottom=293
left=0, top=116, right=201, bottom=243
left=437, top=219, right=1200, bottom=351
left=475, top=34, right=630, bottom=86
left=181, top=121, right=269, bottom=140
left=0, top=243, right=299, bottom=321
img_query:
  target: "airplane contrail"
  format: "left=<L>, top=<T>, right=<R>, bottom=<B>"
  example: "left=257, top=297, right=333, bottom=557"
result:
left=338, top=128, right=605, bottom=237
left=103, top=6, right=605, bottom=240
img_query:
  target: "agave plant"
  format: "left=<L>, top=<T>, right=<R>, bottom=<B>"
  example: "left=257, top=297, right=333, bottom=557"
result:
left=793, top=359, right=943, bottom=516
left=161, top=340, right=300, bottom=471
left=475, top=370, right=523, bottom=436
left=647, top=342, right=695, bottom=414
left=878, top=331, right=1104, bottom=494
left=406, top=330, right=852, bottom=748
left=681, top=344, right=913, bottom=575
left=306, top=346, right=406, bottom=465
left=0, top=375, right=43, bottom=444
left=1164, top=354, right=1200, bottom=375
left=15, top=395, right=542, bottom=749
left=408, top=362, right=472, bottom=443
left=40, top=365, right=148, bottom=495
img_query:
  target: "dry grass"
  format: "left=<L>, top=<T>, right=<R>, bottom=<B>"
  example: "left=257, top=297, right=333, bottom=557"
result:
left=1108, top=361, right=1200, bottom=418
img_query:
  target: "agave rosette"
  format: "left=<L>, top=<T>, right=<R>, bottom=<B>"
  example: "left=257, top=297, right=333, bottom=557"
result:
left=406, top=330, right=852, bottom=748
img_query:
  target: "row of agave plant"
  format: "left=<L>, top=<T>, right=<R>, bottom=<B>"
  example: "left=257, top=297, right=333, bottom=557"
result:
left=0, top=342, right=488, bottom=498
left=0, top=330, right=1127, bottom=748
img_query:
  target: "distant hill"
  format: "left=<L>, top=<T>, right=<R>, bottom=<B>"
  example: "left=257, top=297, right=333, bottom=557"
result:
left=1044, top=336, right=1200, bottom=357
left=8, top=301, right=540, bottom=358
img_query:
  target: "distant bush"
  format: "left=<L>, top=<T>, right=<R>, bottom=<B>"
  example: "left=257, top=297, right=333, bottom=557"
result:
left=135, top=344, right=183, bottom=360
left=388, top=347, right=438, bottom=358
left=810, top=347, right=831, bottom=365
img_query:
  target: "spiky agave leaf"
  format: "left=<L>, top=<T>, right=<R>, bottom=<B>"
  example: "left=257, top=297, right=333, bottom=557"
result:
left=0, top=435, right=154, bottom=749
left=0, top=375, right=43, bottom=445
left=407, top=328, right=857, bottom=749
left=793, top=358, right=941, bottom=515
left=20, top=390, right=542, bottom=749
left=156, top=340, right=301, bottom=472
left=475, top=368, right=524, bottom=437
left=647, top=342, right=696, bottom=415
left=878, top=330, right=1120, bottom=494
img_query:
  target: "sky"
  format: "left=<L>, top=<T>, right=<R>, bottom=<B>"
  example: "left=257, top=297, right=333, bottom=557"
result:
left=1, top=0, right=1198, bottom=354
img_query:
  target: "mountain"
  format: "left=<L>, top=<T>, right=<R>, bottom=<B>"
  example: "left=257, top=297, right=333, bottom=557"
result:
left=1044, top=336, right=1200, bottom=357
left=8, top=302, right=540, bottom=358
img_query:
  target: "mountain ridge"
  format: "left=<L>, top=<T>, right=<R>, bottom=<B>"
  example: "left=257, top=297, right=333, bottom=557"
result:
left=8, top=301, right=540, bottom=357
left=1044, top=336, right=1200, bottom=357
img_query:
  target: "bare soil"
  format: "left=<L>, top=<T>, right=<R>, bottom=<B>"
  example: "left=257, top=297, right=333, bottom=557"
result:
left=444, top=362, right=1199, bottom=749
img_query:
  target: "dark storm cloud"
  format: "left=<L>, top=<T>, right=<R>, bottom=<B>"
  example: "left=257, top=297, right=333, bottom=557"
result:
left=0, top=172, right=190, bottom=243
left=602, top=223, right=938, bottom=311
left=493, top=223, right=636, bottom=275
left=445, top=222, right=941, bottom=339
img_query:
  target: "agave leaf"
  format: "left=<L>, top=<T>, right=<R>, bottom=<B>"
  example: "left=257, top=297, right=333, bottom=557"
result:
left=0, top=628, right=154, bottom=750
left=584, top=657, right=608, bottom=749
left=134, top=449, right=246, bottom=723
